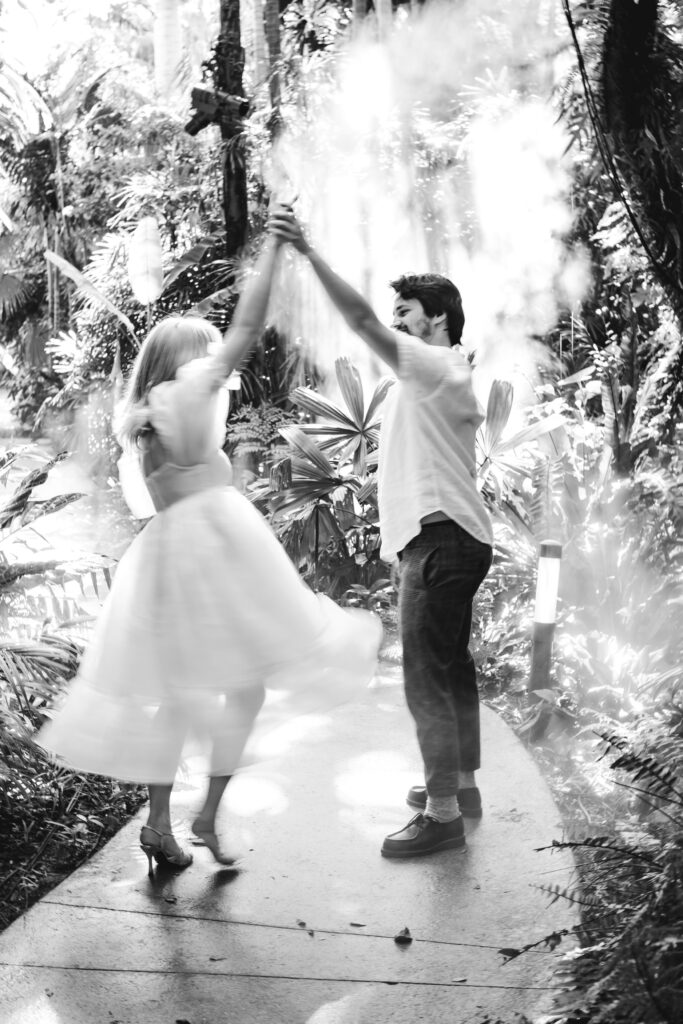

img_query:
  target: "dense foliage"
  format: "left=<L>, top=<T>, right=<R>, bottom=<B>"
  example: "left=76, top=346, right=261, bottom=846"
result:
left=0, top=444, right=145, bottom=927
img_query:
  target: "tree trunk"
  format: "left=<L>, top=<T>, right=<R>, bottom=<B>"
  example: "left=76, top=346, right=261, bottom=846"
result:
left=352, top=0, right=367, bottom=34
left=601, top=0, right=683, bottom=323
left=153, top=0, right=183, bottom=99
left=216, top=0, right=248, bottom=256
left=263, top=0, right=281, bottom=117
left=248, top=0, right=269, bottom=88
left=600, top=0, right=683, bottom=439
left=374, top=0, right=393, bottom=39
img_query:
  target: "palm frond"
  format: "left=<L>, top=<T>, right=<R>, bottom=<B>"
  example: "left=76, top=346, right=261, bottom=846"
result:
left=484, top=379, right=514, bottom=452
left=44, top=250, right=138, bottom=346
left=289, top=386, right=358, bottom=429
left=279, top=425, right=337, bottom=477
left=364, top=376, right=394, bottom=423
left=334, top=357, right=365, bottom=425
left=0, top=272, right=30, bottom=319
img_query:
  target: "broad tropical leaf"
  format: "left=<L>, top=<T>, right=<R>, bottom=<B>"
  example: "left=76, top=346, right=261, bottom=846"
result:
left=357, top=475, right=378, bottom=506
left=189, top=286, right=235, bottom=316
left=557, top=367, right=596, bottom=388
left=127, top=217, right=163, bottom=305
left=494, top=413, right=568, bottom=454
left=483, top=380, right=514, bottom=452
left=45, top=250, right=138, bottom=344
left=162, top=236, right=226, bottom=291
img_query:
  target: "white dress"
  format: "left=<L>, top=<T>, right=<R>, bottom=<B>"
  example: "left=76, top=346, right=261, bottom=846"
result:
left=37, top=357, right=382, bottom=783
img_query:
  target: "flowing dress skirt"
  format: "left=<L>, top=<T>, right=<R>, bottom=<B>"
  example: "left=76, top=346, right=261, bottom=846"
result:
left=37, top=486, right=382, bottom=783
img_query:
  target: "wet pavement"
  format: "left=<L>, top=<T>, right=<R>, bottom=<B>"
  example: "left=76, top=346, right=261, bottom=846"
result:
left=0, top=660, right=577, bottom=1024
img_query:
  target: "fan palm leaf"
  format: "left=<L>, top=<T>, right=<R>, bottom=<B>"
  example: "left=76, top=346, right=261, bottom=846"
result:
left=335, top=357, right=365, bottom=424
left=290, top=358, right=392, bottom=475
left=290, top=386, right=358, bottom=429
left=364, top=376, right=395, bottom=422
left=279, top=425, right=337, bottom=478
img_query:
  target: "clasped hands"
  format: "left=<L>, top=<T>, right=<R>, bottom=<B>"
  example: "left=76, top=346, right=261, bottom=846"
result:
left=267, top=204, right=312, bottom=256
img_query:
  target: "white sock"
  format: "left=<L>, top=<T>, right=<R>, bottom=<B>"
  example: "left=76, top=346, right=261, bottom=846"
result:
left=425, top=794, right=460, bottom=822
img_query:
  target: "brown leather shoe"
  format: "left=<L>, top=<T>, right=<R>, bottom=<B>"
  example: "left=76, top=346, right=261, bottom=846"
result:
left=406, top=785, right=483, bottom=818
left=381, top=813, right=465, bottom=858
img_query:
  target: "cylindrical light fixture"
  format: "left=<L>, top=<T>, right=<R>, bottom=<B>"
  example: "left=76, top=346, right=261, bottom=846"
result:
left=529, top=540, right=562, bottom=701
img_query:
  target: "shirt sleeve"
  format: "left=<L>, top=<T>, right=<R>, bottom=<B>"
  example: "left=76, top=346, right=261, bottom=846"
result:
left=395, top=334, right=484, bottom=423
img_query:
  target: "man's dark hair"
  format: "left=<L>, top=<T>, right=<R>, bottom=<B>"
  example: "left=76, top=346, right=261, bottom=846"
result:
left=390, top=273, right=465, bottom=346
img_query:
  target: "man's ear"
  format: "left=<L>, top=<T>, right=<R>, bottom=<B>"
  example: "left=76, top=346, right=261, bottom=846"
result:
left=432, top=311, right=447, bottom=328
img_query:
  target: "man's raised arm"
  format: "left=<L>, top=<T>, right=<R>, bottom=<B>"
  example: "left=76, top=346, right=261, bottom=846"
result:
left=268, top=209, right=399, bottom=372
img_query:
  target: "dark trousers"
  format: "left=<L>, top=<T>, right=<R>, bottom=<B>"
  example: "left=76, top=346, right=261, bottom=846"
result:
left=398, top=521, right=493, bottom=798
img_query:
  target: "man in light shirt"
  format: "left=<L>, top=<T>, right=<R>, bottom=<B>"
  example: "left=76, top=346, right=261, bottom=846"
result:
left=270, top=209, right=493, bottom=857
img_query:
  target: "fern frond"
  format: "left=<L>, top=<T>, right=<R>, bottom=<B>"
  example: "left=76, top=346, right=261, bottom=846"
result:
left=598, top=730, right=683, bottom=802
left=498, top=925, right=577, bottom=963
left=535, top=881, right=604, bottom=910
left=537, top=836, right=661, bottom=867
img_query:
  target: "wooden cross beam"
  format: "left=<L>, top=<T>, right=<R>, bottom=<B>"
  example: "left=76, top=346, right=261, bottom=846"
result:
left=184, top=87, right=250, bottom=137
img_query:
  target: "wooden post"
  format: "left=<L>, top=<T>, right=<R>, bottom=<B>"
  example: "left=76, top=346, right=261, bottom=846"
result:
left=528, top=540, right=562, bottom=701
left=216, top=0, right=249, bottom=256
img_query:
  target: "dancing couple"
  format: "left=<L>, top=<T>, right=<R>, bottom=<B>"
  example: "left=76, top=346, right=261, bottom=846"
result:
left=38, top=206, right=492, bottom=867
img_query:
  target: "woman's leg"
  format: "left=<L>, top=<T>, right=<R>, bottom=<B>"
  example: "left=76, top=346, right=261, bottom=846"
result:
left=191, top=685, right=265, bottom=864
left=191, top=776, right=236, bottom=864
left=142, top=704, right=187, bottom=843
left=140, top=782, right=193, bottom=870
left=193, top=775, right=232, bottom=832
left=145, top=783, right=174, bottom=832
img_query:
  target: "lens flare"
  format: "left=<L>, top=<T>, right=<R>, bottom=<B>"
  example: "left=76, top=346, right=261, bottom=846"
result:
left=270, top=0, right=587, bottom=410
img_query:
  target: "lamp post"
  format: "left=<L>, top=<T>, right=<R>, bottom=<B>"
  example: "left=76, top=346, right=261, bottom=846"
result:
left=528, top=539, right=562, bottom=701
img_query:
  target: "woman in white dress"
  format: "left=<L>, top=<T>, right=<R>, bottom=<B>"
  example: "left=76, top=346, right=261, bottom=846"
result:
left=37, top=222, right=382, bottom=871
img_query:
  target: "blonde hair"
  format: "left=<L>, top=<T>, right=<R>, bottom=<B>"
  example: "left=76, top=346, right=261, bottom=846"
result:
left=116, top=316, right=222, bottom=447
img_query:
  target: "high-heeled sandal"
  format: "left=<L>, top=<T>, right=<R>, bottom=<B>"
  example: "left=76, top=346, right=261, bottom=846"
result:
left=140, top=825, right=193, bottom=875
left=190, top=821, right=236, bottom=866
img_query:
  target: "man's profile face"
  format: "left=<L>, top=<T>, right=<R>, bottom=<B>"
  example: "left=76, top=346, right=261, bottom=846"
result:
left=391, top=296, right=436, bottom=344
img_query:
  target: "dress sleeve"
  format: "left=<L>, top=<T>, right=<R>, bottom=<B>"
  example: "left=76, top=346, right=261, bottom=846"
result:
left=147, top=356, right=230, bottom=465
left=117, top=450, right=156, bottom=518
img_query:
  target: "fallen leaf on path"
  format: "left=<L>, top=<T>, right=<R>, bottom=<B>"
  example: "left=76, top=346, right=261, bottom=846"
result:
left=349, top=922, right=366, bottom=927
left=296, top=919, right=306, bottom=927
left=394, top=927, right=413, bottom=946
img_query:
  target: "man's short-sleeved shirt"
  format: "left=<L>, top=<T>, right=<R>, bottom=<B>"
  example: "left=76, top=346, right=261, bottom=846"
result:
left=377, top=333, right=493, bottom=561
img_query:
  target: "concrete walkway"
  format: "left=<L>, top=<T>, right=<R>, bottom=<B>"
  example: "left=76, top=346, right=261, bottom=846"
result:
left=0, top=656, right=576, bottom=1024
